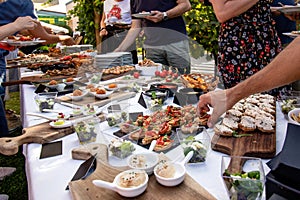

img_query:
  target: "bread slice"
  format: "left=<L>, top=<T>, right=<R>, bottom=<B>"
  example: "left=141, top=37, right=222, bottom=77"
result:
left=238, top=116, right=256, bottom=132
left=214, top=124, right=234, bottom=137
left=255, top=117, right=275, bottom=133
left=222, top=117, right=239, bottom=130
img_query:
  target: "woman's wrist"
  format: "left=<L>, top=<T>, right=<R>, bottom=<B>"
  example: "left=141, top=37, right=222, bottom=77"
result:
left=100, top=27, right=106, bottom=31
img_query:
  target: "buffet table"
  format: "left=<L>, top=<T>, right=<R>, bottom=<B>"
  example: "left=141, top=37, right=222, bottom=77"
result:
left=20, top=78, right=289, bottom=200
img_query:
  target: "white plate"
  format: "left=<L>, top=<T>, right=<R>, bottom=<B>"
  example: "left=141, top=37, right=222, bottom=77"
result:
left=277, top=5, right=300, bottom=14
left=62, top=77, right=81, bottom=85
left=92, top=90, right=114, bottom=99
left=49, top=120, right=72, bottom=129
left=104, top=84, right=119, bottom=91
left=44, top=83, right=59, bottom=89
left=2, top=40, right=46, bottom=46
left=132, top=12, right=153, bottom=18
left=135, top=63, right=162, bottom=76
left=283, top=32, right=300, bottom=38
left=65, top=90, right=88, bottom=101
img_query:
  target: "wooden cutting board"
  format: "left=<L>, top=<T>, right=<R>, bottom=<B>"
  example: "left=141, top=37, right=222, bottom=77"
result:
left=0, top=122, right=74, bottom=156
left=68, top=144, right=216, bottom=200
left=63, top=91, right=136, bottom=107
left=211, top=131, right=276, bottom=159
left=2, top=74, right=71, bottom=86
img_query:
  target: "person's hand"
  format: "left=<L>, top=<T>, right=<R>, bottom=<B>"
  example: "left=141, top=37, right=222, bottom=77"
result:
left=196, top=90, right=227, bottom=127
left=59, top=35, right=75, bottom=46
left=145, top=11, right=164, bottom=23
left=13, top=16, right=38, bottom=31
left=99, top=28, right=108, bottom=37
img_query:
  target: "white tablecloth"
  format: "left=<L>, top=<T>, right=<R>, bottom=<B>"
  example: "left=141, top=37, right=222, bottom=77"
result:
left=20, top=83, right=288, bottom=200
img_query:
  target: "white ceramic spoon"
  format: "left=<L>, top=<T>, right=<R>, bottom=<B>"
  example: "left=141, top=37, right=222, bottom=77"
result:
left=93, top=169, right=148, bottom=198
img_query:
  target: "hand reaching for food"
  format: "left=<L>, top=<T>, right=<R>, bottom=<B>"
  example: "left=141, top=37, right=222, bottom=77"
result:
left=59, top=35, right=75, bottom=46
left=13, top=16, right=38, bottom=31
left=197, top=90, right=227, bottom=127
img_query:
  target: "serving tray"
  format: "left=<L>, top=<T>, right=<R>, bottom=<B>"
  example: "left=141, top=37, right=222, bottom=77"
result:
left=68, top=144, right=216, bottom=200
left=0, top=122, right=74, bottom=156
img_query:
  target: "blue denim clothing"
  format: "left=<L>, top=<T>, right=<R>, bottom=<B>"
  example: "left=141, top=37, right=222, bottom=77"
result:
left=0, top=0, right=37, bottom=26
left=0, top=0, right=36, bottom=135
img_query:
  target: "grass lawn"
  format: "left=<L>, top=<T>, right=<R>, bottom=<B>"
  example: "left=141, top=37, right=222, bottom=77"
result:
left=0, top=91, right=28, bottom=200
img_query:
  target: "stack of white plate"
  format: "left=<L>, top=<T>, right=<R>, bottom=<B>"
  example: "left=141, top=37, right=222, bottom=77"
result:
left=94, top=52, right=133, bottom=69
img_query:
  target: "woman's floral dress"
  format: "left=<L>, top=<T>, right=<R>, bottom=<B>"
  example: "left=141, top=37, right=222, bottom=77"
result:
left=217, top=0, right=283, bottom=94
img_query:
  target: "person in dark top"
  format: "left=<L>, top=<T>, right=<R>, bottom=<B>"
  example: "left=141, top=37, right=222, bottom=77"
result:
left=271, top=0, right=297, bottom=46
left=115, top=0, right=191, bottom=74
left=0, top=0, right=38, bottom=136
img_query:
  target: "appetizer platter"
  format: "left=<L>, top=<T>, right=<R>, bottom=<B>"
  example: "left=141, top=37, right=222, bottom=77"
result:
left=212, top=93, right=277, bottom=158
left=68, top=144, right=216, bottom=200
left=110, top=105, right=210, bottom=153
left=1, top=36, right=46, bottom=46
left=277, top=4, right=300, bottom=14
left=101, top=65, right=136, bottom=81
left=181, top=73, right=219, bottom=92
left=132, top=12, right=154, bottom=18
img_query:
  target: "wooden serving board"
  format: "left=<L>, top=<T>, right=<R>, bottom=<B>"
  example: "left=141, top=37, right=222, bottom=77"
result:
left=211, top=131, right=276, bottom=159
left=64, top=91, right=136, bottom=107
left=2, top=74, right=71, bottom=86
left=68, top=144, right=216, bottom=200
left=0, top=122, right=74, bottom=156
left=101, top=70, right=133, bottom=81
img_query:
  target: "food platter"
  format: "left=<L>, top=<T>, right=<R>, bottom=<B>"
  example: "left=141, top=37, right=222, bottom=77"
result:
left=1, top=39, right=46, bottom=46
left=283, top=32, right=300, bottom=38
left=132, top=12, right=153, bottom=18
left=277, top=5, right=300, bottom=14
left=107, top=105, right=207, bottom=154
left=211, top=93, right=277, bottom=158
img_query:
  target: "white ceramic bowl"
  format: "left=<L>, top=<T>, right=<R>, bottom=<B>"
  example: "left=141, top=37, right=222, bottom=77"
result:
left=288, top=108, right=300, bottom=125
left=92, top=90, right=113, bottom=99
left=93, top=169, right=148, bottom=198
left=154, top=151, right=193, bottom=187
left=127, top=152, right=159, bottom=175
left=135, top=63, right=162, bottom=76
left=66, top=90, right=88, bottom=101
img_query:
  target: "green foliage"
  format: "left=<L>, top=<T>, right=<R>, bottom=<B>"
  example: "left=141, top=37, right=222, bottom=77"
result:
left=184, top=1, right=219, bottom=60
left=68, top=0, right=103, bottom=46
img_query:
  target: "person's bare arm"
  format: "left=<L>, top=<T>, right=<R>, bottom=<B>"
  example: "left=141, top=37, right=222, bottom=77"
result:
left=0, top=16, right=38, bottom=40
left=99, top=13, right=108, bottom=37
left=114, top=19, right=141, bottom=52
left=209, top=0, right=259, bottom=23
left=146, top=0, right=191, bottom=23
left=28, top=21, right=75, bottom=45
left=197, top=36, right=300, bottom=127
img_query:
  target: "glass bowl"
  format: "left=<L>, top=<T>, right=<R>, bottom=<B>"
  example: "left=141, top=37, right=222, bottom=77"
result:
left=221, top=156, right=266, bottom=200
left=142, top=89, right=169, bottom=112
left=73, top=117, right=101, bottom=145
left=34, top=92, right=58, bottom=112
left=176, top=126, right=211, bottom=164
left=108, top=137, right=136, bottom=159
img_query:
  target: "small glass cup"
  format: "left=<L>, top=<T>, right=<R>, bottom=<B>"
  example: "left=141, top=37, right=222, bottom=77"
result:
left=34, top=92, right=58, bottom=112
left=105, top=102, right=130, bottom=126
left=73, top=116, right=101, bottom=145
left=176, top=126, right=211, bottom=164
left=221, top=156, right=266, bottom=200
